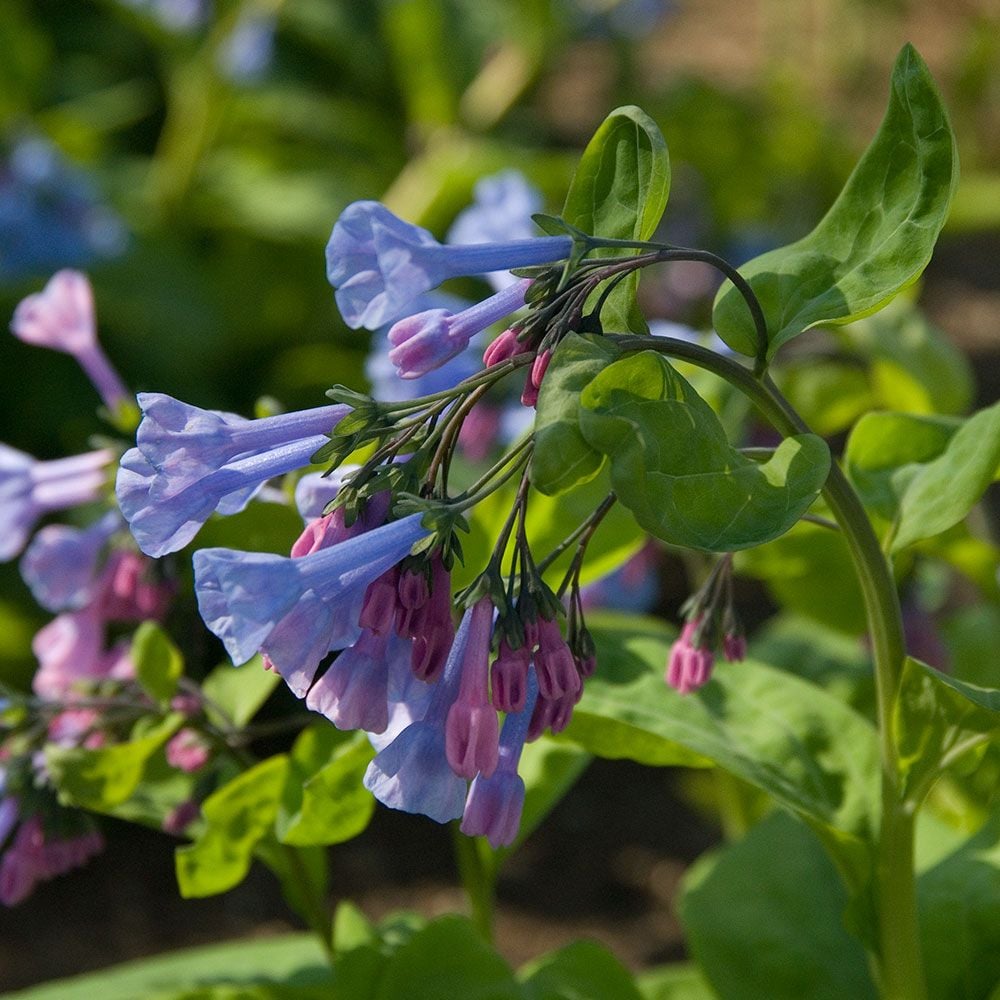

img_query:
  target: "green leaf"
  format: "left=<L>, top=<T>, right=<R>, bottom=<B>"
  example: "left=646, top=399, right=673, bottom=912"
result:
left=713, top=45, right=958, bottom=358
left=735, top=522, right=868, bottom=636
left=844, top=410, right=960, bottom=521
left=680, top=812, right=876, bottom=1000
left=895, top=657, right=999, bottom=807
left=202, top=656, right=281, bottom=729
left=578, top=352, right=830, bottom=551
left=531, top=333, right=620, bottom=496
left=372, top=915, right=521, bottom=1000
left=842, top=297, right=974, bottom=416
left=635, top=964, right=715, bottom=1000
left=176, top=755, right=289, bottom=898
left=572, top=613, right=880, bottom=885
left=0, top=934, right=332, bottom=1000
left=918, top=809, right=1000, bottom=1000
left=277, top=725, right=375, bottom=846
left=890, top=400, right=1000, bottom=551
left=132, top=621, right=184, bottom=704
left=45, top=713, right=183, bottom=812
left=519, top=940, right=643, bottom=1000
left=562, top=105, right=670, bottom=333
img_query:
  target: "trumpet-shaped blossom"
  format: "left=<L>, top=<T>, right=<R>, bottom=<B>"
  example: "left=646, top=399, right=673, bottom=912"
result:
left=444, top=598, right=499, bottom=779
left=387, top=279, right=531, bottom=379
left=0, top=445, right=113, bottom=562
left=460, top=669, right=539, bottom=847
left=294, top=467, right=359, bottom=520
left=194, top=513, right=429, bottom=695
left=364, top=603, right=480, bottom=823
left=117, top=432, right=329, bottom=558
left=306, top=628, right=399, bottom=733
left=134, top=393, right=347, bottom=498
left=666, top=619, right=715, bottom=694
left=326, top=200, right=570, bottom=329
left=19, top=510, right=120, bottom=612
left=448, top=171, right=544, bottom=292
left=10, top=270, right=128, bottom=411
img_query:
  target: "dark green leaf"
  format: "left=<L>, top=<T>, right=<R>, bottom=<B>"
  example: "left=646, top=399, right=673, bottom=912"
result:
left=531, top=333, right=620, bottom=496
left=572, top=613, right=880, bottom=885
left=519, top=940, right=643, bottom=1000
left=918, top=809, right=1000, bottom=1000
left=45, top=713, right=183, bottom=812
left=578, top=352, right=830, bottom=551
left=176, top=755, right=289, bottom=898
left=713, top=45, right=958, bottom=358
left=132, top=620, right=184, bottom=704
left=680, top=812, right=876, bottom=1000
left=562, top=106, right=670, bottom=333
left=373, top=915, right=521, bottom=1000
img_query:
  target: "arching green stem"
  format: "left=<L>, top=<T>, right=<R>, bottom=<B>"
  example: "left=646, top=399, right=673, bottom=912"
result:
left=610, top=333, right=925, bottom=1000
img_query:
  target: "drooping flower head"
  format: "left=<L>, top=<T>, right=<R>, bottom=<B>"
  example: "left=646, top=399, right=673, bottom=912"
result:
left=194, top=512, right=430, bottom=697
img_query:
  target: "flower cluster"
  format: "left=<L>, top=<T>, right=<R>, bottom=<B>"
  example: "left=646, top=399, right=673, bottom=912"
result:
left=665, top=555, right=746, bottom=695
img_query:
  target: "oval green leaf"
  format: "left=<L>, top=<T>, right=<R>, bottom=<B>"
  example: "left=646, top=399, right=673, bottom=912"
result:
left=562, top=105, right=670, bottom=333
left=713, top=44, right=958, bottom=358
left=578, top=352, right=830, bottom=551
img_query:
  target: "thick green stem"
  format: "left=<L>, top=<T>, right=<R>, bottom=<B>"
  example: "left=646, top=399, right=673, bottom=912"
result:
left=612, top=334, right=926, bottom=999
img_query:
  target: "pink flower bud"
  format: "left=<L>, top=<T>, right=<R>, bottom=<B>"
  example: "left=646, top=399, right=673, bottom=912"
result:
left=482, top=328, right=528, bottom=367
left=166, top=728, right=211, bottom=773
left=665, top=620, right=715, bottom=695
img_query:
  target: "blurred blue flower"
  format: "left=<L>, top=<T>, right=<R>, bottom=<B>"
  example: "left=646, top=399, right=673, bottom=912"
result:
left=447, top=171, right=543, bottom=291
left=217, top=11, right=276, bottom=83
left=0, top=138, right=126, bottom=282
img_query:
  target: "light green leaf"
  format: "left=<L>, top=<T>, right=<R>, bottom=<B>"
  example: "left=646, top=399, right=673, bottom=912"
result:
left=0, top=934, right=332, bottom=1000
left=895, top=657, right=999, bottom=807
left=571, top=613, right=880, bottom=885
left=373, top=916, right=521, bottom=1000
left=842, top=297, right=974, bottom=416
left=844, top=410, right=960, bottom=521
left=519, top=940, right=643, bottom=1000
left=735, top=522, right=868, bottom=635
left=45, top=713, right=183, bottom=812
left=918, top=809, right=1000, bottom=1000
left=176, top=755, right=289, bottom=898
left=562, top=105, right=670, bottom=333
left=891, top=400, right=1000, bottom=551
left=277, top=725, right=375, bottom=846
left=713, top=45, right=958, bottom=358
left=202, top=656, right=281, bottom=729
left=680, top=812, right=876, bottom=1000
left=531, top=333, right=620, bottom=496
left=132, top=621, right=183, bottom=704
left=578, top=352, right=830, bottom=551
left=636, top=964, right=715, bottom=1000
